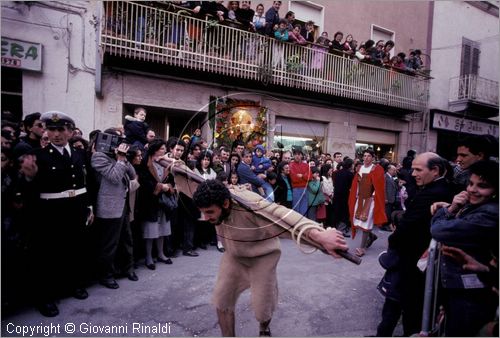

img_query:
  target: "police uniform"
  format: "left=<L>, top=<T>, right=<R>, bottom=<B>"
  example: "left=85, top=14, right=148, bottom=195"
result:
left=29, top=111, right=92, bottom=316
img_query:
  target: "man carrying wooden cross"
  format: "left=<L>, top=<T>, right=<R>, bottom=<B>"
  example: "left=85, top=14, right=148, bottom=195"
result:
left=164, top=157, right=352, bottom=337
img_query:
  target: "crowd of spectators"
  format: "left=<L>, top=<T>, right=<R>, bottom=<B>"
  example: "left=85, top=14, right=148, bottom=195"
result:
left=2, top=106, right=497, bottom=337
left=105, top=1, right=427, bottom=77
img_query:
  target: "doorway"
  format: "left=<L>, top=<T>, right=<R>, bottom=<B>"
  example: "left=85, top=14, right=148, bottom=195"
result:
left=123, top=104, right=205, bottom=141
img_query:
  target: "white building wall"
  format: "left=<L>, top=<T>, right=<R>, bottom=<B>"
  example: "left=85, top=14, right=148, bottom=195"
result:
left=429, top=1, right=499, bottom=111
left=1, top=1, right=98, bottom=134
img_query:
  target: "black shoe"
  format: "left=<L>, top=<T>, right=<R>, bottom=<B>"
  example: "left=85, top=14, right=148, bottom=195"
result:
left=198, top=243, right=208, bottom=250
left=342, top=230, right=351, bottom=238
left=100, top=279, right=119, bottom=289
left=259, top=328, right=272, bottom=337
left=217, top=243, right=225, bottom=253
left=183, top=250, right=199, bottom=257
left=73, top=288, right=88, bottom=300
left=127, top=272, right=139, bottom=281
left=146, top=263, right=156, bottom=270
left=37, top=302, right=59, bottom=317
left=158, top=257, right=173, bottom=265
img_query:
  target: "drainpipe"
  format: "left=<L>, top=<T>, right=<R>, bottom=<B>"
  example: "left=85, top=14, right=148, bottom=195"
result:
left=426, top=1, right=434, bottom=71
left=95, top=1, right=103, bottom=98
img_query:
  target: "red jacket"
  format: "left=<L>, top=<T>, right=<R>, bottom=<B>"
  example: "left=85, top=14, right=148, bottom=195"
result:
left=289, top=161, right=311, bottom=188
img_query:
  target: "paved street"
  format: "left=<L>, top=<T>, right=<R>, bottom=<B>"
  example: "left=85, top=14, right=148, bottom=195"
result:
left=2, top=229, right=403, bottom=337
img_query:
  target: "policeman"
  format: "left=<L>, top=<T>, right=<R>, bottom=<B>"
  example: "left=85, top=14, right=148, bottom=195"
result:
left=20, top=111, right=94, bottom=317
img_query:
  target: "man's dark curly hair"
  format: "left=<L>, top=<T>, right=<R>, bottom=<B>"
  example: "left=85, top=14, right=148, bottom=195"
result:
left=193, top=179, right=232, bottom=209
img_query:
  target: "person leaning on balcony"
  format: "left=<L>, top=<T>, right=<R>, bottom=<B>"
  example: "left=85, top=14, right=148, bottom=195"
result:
left=369, top=40, right=385, bottom=66
left=288, top=24, right=307, bottom=45
left=328, top=31, right=344, bottom=54
left=381, top=40, right=395, bottom=66
left=236, top=1, right=255, bottom=31
left=202, top=1, right=228, bottom=22
left=252, top=3, right=266, bottom=34
left=274, top=19, right=289, bottom=41
left=284, top=11, right=295, bottom=31
left=300, top=20, right=315, bottom=43
left=342, top=34, right=356, bottom=56
left=264, top=1, right=281, bottom=36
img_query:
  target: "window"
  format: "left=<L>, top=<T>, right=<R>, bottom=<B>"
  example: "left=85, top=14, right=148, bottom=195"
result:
left=371, top=25, right=395, bottom=58
left=289, top=1, right=324, bottom=36
left=460, top=37, right=480, bottom=76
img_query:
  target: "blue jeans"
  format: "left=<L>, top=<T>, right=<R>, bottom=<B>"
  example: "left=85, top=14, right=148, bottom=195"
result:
left=292, top=188, right=308, bottom=216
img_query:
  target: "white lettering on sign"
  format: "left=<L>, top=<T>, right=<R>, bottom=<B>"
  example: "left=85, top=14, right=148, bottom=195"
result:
left=432, top=112, right=498, bottom=137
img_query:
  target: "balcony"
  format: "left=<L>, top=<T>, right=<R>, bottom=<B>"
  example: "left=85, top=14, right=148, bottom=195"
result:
left=99, top=1, right=430, bottom=113
left=449, top=75, right=499, bottom=118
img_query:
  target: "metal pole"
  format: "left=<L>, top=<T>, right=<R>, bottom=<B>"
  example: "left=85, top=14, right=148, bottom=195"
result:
left=420, top=239, right=438, bottom=336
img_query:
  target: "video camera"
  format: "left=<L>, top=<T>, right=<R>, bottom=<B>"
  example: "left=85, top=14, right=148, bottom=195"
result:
left=95, top=132, right=127, bottom=156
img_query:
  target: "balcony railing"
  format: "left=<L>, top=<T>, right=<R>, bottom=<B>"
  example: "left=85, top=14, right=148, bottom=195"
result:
left=449, top=74, right=499, bottom=107
left=100, top=1, right=429, bottom=111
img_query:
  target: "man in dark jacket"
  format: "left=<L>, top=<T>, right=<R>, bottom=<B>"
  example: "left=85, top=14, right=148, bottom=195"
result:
left=332, top=158, right=354, bottom=237
left=20, top=111, right=94, bottom=317
left=386, top=152, right=453, bottom=336
left=264, top=1, right=281, bottom=36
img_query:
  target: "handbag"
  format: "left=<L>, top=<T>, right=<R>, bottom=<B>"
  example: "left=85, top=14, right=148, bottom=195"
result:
left=316, top=203, right=327, bottom=220
left=159, top=192, right=178, bottom=215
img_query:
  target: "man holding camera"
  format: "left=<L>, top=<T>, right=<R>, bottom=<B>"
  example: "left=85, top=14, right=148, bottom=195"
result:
left=91, top=129, right=138, bottom=289
left=19, top=111, right=94, bottom=317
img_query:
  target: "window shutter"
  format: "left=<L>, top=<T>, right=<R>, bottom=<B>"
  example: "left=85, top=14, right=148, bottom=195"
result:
left=471, top=47, right=480, bottom=75
left=461, top=44, right=471, bottom=75
left=461, top=37, right=481, bottom=76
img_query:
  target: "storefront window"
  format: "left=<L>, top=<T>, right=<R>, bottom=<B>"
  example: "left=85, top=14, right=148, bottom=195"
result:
left=355, top=142, right=395, bottom=162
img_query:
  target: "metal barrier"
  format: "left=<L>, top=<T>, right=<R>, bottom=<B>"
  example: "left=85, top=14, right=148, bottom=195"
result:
left=420, top=239, right=444, bottom=337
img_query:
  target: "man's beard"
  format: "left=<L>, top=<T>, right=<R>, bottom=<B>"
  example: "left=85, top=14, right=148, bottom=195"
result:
left=215, top=207, right=231, bottom=225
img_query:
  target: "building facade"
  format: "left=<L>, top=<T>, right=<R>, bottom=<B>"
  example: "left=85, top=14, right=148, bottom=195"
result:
left=427, top=1, right=499, bottom=160
left=2, top=1, right=439, bottom=162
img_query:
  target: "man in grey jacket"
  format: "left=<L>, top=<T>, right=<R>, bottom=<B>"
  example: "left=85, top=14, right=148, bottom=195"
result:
left=91, top=134, right=138, bottom=289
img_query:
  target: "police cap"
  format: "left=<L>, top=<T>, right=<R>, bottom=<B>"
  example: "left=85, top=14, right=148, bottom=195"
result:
left=41, top=111, right=75, bottom=129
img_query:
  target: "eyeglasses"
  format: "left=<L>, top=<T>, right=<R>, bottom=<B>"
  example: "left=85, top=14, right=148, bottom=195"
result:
left=377, top=44, right=384, bottom=48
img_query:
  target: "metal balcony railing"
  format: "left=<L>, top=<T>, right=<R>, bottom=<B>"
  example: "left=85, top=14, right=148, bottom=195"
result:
left=100, top=1, right=429, bottom=111
left=449, top=74, right=499, bottom=107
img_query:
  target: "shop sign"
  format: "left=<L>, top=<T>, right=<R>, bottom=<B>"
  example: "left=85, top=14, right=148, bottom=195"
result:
left=432, top=112, right=498, bottom=138
left=1, top=37, right=42, bottom=71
